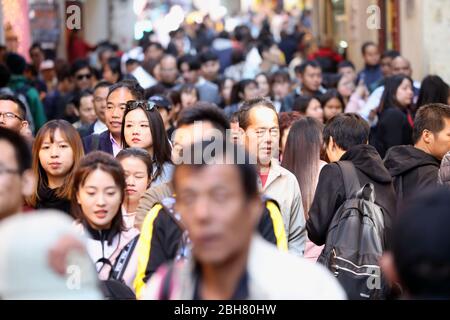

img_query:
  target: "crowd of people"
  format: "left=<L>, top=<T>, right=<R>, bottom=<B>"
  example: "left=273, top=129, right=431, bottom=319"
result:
left=0, top=10, right=450, bottom=300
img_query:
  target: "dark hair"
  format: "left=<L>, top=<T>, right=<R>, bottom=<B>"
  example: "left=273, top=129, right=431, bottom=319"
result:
left=5, top=53, right=26, bottom=75
left=71, top=151, right=125, bottom=241
left=323, top=113, right=370, bottom=150
left=229, top=79, right=258, bottom=105
left=378, top=75, right=414, bottom=114
left=173, top=139, right=259, bottom=200
left=144, top=41, right=163, bottom=53
left=337, top=60, right=355, bottom=71
left=381, top=50, right=400, bottom=60
left=0, top=64, right=11, bottom=87
left=107, top=79, right=144, bottom=100
left=238, top=97, right=278, bottom=131
left=319, top=89, right=345, bottom=120
left=294, top=60, right=321, bottom=75
left=74, top=89, right=94, bottom=110
left=29, top=42, right=43, bottom=54
left=199, top=51, right=219, bottom=64
left=0, top=94, right=27, bottom=119
left=292, top=96, right=319, bottom=114
left=282, top=117, right=324, bottom=216
left=257, top=38, right=275, bottom=57
left=177, top=54, right=201, bottom=72
left=179, top=83, right=199, bottom=99
left=167, top=89, right=181, bottom=106
left=0, top=126, right=31, bottom=174
left=94, top=80, right=112, bottom=92
left=412, top=103, right=450, bottom=144
left=279, top=111, right=303, bottom=147
left=230, top=49, right=245, bottom=65
left=177, top=103, right=230, bottom=133
left=270, top=70, right=291, bottom=85
left=121, top=101, right=172, bottom=181
left=56, top=64, right=72, bottom=82
left=116, top=147, right=153, bottom=184
left=416, top=75, right=449, bottom=109
left=70, top=59, right=91, bottom=76
left=361, top=41, right=377, bottom=55
left=104, top=57, right=123, bottom=82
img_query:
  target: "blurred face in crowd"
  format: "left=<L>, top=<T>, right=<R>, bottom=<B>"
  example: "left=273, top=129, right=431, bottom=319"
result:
left=300, top=66, right=322, bottom=94
left=180, top=63, right=199, bottom=84
left=124, top=108, right=153, bottom=153
left=363, top=44, right=380, bottom=66
left=93, top=86, right=109, bottom=124
left=304, top=98, right=324, bottom=123
left=160, top=56, right=178, bottom=84
left=120, top=156, right=150, bottom=209
left=39, top=129, right=74, bottom=186
left=181, top=89, right=198, bottom=109
left=30, top=47, right=44, bottom=69
left=395, top=79, right=414, bottom=108
left=79, top=95, right=96, bottom=125
left=201, top=60, right=220, bottom=82
left=157, top=107, right=171, bottom=130
left=0, top=139, right=33, bottom=220
left=255, top=74, right=270, bottom=97
left=102, top=64, right=119, bottom=84
left=323, top=98, right=344, bottom=122
left=145, top=44, right=164, bottom=62
left=337, top=75, right=355, bottom=99
left=0, top=100, right=28, bottom=133
left=99, top=49, right=113, bottom=69
left=240, top=82, right=259, bottom=101
left=243, top=106, right=279, bottom=167
left=76, top=168, right=122, bottom=230
left=174, top=164, right=261, bottom=266
left=75, top=67, right=93, bottom=91
left=262, top=44, right=282, bottom=65
left=338, top=66, right=356, bottom=83
left=105, top=88, right=134, bottom=139
left=272, top=80, right=290, bottom=100
left=391, top=57, right=412, bottom=78
left=421, top=118, right=450, bottom=161
left=381, top=56, right=394, bottom=77
left=221, top=79, right=234, bottom=105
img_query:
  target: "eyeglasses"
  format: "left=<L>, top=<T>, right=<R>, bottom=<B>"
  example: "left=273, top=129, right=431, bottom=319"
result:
left=254, top=127, right=279, bottom=138
left=125, top=100, right=157, bottom=112
left=76, top=73, right=92, bottom=81
left=0, top=112, right=23, bottom=121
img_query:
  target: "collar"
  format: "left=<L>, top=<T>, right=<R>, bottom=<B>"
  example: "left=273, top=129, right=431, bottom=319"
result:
left=196, top=77, right=206, bottom=86
left=109, top=133, right=120, bottom=146
left=259, top=159, right=283, bottom=190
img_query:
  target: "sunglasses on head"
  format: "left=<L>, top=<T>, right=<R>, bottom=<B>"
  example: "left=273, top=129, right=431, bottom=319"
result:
left=126, top=100, right=157, bottom=112
left=76, top=73, right=92, bottom=80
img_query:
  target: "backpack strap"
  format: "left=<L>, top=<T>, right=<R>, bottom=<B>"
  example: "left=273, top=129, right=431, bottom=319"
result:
left=337, top=161, right=361, bottom=199
left=110, top=235, right=140, bottom=282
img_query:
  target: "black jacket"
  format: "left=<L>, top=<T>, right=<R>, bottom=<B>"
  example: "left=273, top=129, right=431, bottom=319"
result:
left=371, top=107, right=413, bottom=158
left=83, top=130, right=114, bottom=155
left=384, top=145, right=441, bottom=200
left=36, top=184, right=71, bottom=215
left=306, top=144, right=397, bottom=247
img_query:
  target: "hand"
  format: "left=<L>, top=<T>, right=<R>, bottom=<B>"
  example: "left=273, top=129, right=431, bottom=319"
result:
left=48, top=234, right=86, bottom=275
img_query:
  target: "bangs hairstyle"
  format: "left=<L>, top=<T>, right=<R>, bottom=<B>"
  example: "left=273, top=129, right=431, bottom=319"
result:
left=29, top=120, right=84, bottom=206
left=71, top=151, right=126, bottom=238
left=116, top=147, right=153, bottom=183
left=120, top=102, right=172, bottom=182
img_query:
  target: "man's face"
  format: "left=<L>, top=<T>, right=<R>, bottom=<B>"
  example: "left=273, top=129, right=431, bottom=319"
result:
left=105, top=88, right=134, bottom=137
left=338, top=66, right=356, bottom=82
left=175, top=164, right=261, bottom=265
left=272, top=81, right=290, bottom=99
left=380, top=57, right=393, bottom=77
left=74, top=67, right=93, bottom=91
left=363, top=45, right=380, bottom=66
left=79, top=95, right=97, bottom=125
left=0, top=100, right=27, bottom=133
left=244, top=106, right=279, bottom=167
left=30, top=48, right=44, bottom=68
left=160, top=57, right=178, bottom=84
left=180, top=63, right=198, bottom=84
left=201, top=60, right=220, bottom=82
left=93, top=86, right=109, bottom=123
left=429, top=118, right=450, bottom=160
left=300, top=66, right=322, bottom=93
left=391, top=58, right=412, bottom=77
left=0, top=140, right=28, bottom=220
left=145, top=45, right=163, bottom=62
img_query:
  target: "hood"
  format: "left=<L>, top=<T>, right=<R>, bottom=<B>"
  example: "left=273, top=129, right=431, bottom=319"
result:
left=384, top=145, right=441, bottom=177
left=340, top=144, right=392, bottom=183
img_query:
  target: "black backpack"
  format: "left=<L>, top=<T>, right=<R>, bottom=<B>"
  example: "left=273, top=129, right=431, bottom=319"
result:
left=317, top=161, right=388, bottom=300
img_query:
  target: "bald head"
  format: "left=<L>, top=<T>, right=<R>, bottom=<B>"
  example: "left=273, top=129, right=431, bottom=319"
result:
left=159, top=54, right=178, bottom=84
left=391, top=56, right=412, bottom=77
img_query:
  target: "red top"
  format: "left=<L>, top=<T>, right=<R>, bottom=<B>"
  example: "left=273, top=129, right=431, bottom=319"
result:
left=259, top=173, right=269, bottom=188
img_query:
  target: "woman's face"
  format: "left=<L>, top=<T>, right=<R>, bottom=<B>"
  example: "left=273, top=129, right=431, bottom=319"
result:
left=102, top=64, right=118, bottom=84
left=337, top=76, right=355, bottom=98
left=221, top=79, right=234, bottom=104
left=77, top=169, right=122, bottom=230
left=395, top=79, right=414, bottom=107
left=323, top=98, right=343, bottom=122
left=305, top=98, right=324, bottom=123
left=243, top=83, right=259, bottom=101
left=256, top=75, right=270, bottom=97
left=120, top=156, right=150, bottom=207
left=39, top=128, right=74, bottom=182
left=124, top=108, right=153, bottom=152
left=181, top=91, right=198, bottom=109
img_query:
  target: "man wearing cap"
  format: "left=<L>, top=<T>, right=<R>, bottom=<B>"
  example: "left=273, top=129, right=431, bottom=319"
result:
left=148, top=95, right=175, bottom=137
left=40, top=60, right=58, bottom=92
